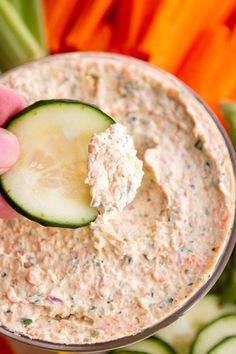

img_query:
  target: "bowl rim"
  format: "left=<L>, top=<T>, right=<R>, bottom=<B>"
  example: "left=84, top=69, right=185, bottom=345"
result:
left=1, top=51, right=236, bottom=352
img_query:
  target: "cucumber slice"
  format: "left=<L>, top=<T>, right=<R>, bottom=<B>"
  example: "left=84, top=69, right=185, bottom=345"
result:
left=114, top=337, right=176, bottom=354
left=0, top=99, right=114, bottom=228
left=60, top=352, right=148, bottom=354
left=114, top=352, right=148, bottom=354
left=191, top=314, right=236, bottom=354
left=157, top=294, right=236, bottom=354
left=207, top=336, right=236, bottom=354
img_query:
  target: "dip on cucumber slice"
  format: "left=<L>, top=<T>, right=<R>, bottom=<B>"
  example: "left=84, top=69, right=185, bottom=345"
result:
left=0, top=99, right=114, bottom=228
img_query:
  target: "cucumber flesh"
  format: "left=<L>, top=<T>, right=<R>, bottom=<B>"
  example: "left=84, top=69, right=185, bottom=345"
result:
left=0, top=99, right=114, bottom=228
left=207, top=336, right=236, bottom=354
left=114, top=337, right=176, bottom=354
left=157, top=294, right=236, bottom=354
left=191, top=314, right=236, bottom=354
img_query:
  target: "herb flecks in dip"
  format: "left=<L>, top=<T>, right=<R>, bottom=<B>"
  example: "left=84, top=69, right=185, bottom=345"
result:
left=87, top=123, right=143, bottom=217
left=0, top=54, right=234, bottom=345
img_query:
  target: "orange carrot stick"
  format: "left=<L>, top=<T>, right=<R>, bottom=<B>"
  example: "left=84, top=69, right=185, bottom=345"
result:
left=177, top=26, right=230, bottom=99
left=123, top=0, right=161, bottom=48
left=66, top=0, right=115, bottom=50
left=177, top=25, right=231, bottom=128
left=178, top=25, right=236, bottom=113
left=80, top=22, right=112, bottom=51
left=44, top=0, right=81, bottom=53
left=140, top=0, right=233, bottom=73
left=43, top=0, right=54, bottom=23
left=217, top=27, right=236, bottom=99
left=108, top=0, right=134, bottom=51
left=207, top=0, right=236, bottom=26
left=138, top=0, right=183, bottom=71
left=228, top=86, right=236, bottom=101
left=109, top=0, right=159, bottom=52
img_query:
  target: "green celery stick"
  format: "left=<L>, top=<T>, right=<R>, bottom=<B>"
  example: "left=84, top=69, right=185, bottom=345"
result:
left=10, top=0, right=47, bottom=52
left=221, top=101, right=236, bottom=149
left=221, top=249, right=236, bottom=304
left=212, top=103, right=236, bottom=302
left=213, top=247, right=236, bottom=304
left=11, top=0, right=23, bottom=13
left=0, top=0, right=45, bottom=71
left=215, top=102, right=236, bottom=304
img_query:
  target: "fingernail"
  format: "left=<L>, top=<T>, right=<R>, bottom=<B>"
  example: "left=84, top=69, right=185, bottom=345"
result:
left=0, top=128, right=20, bottom=174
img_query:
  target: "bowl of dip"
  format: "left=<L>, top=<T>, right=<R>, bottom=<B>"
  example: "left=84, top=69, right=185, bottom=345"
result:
left=0, top=53, right=235, bottom=352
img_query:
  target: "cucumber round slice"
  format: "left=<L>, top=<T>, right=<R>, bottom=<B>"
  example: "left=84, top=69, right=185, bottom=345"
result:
left=0, top=99, right=114, bottom=228
left=157, top=294, right=236, bottom=354
left=114, top=352, right=148, bottom=354
left=191, top=314, right=236, bottom=354
left=207, top=336, right=236, bottom=354
left=114, top=337, right=176, bottom=354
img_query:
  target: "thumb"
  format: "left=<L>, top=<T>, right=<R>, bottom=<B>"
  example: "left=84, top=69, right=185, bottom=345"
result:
left=0, top=128, right=19, bottom=174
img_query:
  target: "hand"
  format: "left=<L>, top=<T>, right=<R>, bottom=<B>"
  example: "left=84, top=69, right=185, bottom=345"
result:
left=0, top=85, right=26, bottom=219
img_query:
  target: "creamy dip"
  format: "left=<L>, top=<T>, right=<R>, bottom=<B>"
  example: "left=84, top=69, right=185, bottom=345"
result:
left=87, top=123, right=143, bottom=217
left=0, top=54, right=234, bottom=345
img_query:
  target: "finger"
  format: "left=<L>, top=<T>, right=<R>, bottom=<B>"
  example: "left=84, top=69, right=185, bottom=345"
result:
left=0, top=128, right=20, bottom=174
left=0, top=195, right=17, bottom=219
left=0, top=85, right=26, bottom=126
